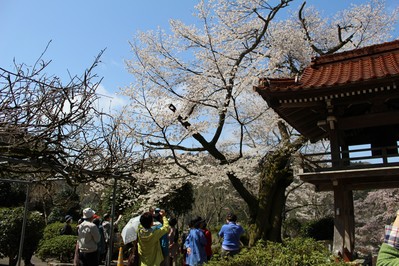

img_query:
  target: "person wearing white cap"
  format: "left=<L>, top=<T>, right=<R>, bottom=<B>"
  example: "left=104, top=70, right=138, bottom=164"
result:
left=78, top=207, right=101, bottom=266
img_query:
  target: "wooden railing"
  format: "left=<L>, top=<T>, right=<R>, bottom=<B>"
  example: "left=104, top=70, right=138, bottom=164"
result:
left=300, top=144, right=399, bottom=173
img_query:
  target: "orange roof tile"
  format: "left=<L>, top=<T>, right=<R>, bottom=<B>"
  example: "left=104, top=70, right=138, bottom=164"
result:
left=254, top=40, right=399, bottom=142
left=259, top=39, right=399, bottom=92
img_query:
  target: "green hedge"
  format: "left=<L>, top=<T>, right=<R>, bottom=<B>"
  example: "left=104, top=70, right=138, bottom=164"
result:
left=205, top=238, right=346, bottom=266
left=41, top=222, right=77, bottom=241
left=0, top=207, right=45, bottom=263
left=37, top=222, right=77, bottom=262
left=37, top=235, right=77, bottom=262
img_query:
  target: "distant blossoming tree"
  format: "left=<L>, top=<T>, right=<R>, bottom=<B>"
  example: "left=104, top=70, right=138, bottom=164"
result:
left=354, top=188, right=399, bottom=253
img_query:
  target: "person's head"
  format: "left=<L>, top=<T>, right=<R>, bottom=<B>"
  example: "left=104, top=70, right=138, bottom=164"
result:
left=169, top=217, right=178, bottom=227
left=65, top=215, right=73, bottom=223
left=188, top=218, right=195, bottom=228
left=103, top=213, right=110, bottom=221
left=140, top=212, right=154, bottom=229
left=226, top=213, right=237, bottom=223
left=189, top=216, right=202, bottom=229
left=82, top=207, right=96, bottom=221
left=195, top=217, right=203, bottom=229
left=199, top=219, right=207, bottom=229
left=153, top=211, right=162, bottom=224
left=93, top=218, right=101, bottom=227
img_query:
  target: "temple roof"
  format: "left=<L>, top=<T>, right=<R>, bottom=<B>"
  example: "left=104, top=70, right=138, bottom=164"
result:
left=255, top=40, right=399, bottom=142
left=256, top=39, right=399, bottom=93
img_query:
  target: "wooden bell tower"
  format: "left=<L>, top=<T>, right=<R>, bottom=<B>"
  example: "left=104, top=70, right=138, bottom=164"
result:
left=255, top=40, right=399, bottom=259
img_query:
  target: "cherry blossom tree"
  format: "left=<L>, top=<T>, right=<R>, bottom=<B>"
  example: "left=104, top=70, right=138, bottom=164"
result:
left=354, top=188, right=399, bottom=253
left=120, top=0, right=398, bottom=244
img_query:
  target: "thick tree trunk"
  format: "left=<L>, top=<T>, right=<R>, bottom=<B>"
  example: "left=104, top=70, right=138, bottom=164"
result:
left=219, top=123, right=307, bottom=246
left=228, top=126, right=307, bottom=246
left=227, top=141, right=303, bottom=246
left=249, top=147, right=295, bottom=245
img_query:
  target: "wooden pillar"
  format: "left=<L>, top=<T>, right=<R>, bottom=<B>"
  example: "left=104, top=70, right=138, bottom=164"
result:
left=325, top=100, right=355, bottom=260
left=341, top=143, right=350, bottom=167
left=332, top=180, right=355, bottom=260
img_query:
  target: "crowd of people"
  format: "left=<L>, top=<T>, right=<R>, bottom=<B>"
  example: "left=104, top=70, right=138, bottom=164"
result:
left=64, top=206, right=399, bottom=266
left=68, top=207, right=244, bottom=266
left=134, top=208, right=244, bottom=266
left=61, top=208, right=123, bottom=266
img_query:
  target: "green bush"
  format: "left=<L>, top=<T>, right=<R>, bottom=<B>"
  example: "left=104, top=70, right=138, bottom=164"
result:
left=37, top=235, right=77, bottom=262
left=41, top=221, right=77, bottom=241
left=0, top=207, right=45, bottom=264
left=37, top=221, right=78, bottom=262
left=205, top=238, right=346, bottom=266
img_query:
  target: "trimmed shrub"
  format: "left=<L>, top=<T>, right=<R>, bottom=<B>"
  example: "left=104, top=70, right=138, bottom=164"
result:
left=0, top=207, right=45, bottom=264
left=37, top=235, right=77, bottom=262
left=205, top=237, right=346, bottom=266
left=41, top=221, right=77, bottom=241
left=37, top=221, right=77, bottom=262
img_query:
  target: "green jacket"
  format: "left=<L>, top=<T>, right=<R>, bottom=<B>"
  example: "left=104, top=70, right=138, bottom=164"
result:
left=138, top=216, right=170, bottom=266
left=377, top=243, right=399, bottom=266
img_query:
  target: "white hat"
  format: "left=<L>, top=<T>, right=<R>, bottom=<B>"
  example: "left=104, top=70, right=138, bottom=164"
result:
left=83, top=208, right=95, bottom=219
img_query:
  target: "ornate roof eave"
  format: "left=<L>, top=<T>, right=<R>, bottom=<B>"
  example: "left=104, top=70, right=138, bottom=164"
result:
left=255, top=77, right=399, bottom=109
left=254, top=40, right=399, bottom=143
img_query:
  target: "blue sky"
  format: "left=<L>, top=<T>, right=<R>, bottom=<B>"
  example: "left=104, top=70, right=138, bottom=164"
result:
left=1, top=0, right=398, bottom=109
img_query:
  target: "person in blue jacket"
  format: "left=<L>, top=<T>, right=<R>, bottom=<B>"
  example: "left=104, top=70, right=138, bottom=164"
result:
left=184, top=217, right=207, bottom=266
left=218, top=213, right=244, bottom=257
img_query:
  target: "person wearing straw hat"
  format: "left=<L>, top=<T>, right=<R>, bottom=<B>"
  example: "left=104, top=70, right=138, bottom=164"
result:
left=78, top=208, right=101, bottom=266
